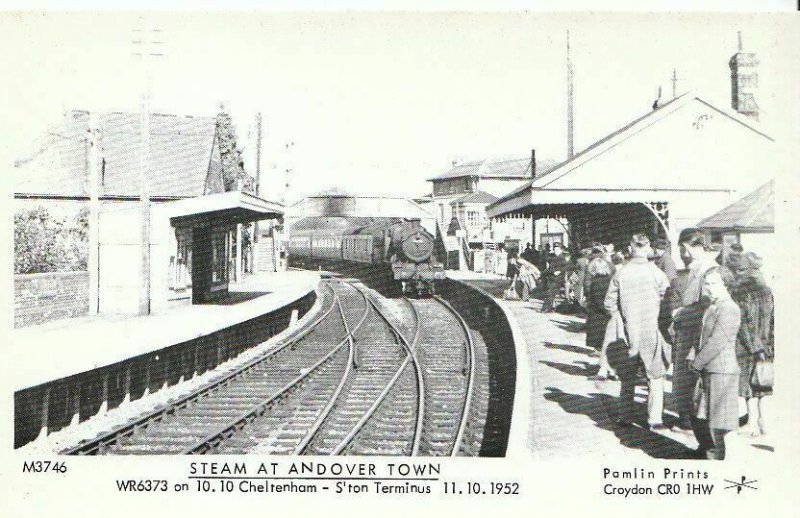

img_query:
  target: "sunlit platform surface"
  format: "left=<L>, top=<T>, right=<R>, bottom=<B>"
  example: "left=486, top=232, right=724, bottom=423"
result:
left=11, top=270, right=320, bottom=392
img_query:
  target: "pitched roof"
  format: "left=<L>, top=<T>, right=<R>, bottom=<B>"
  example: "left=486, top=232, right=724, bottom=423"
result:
left=488, top=93, right=774, bottom=215
left=450, top=190, right=498, bottom=205
left=14, top=110, right=219, bottom=198
left=696, top=179, right=774, bottom=232
left=429, top=156, right=561, bottom=181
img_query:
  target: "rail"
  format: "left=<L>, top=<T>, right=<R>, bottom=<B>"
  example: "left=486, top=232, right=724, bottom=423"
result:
left=292, top=285, right=370, bottom=454
left=184, top=281, right=371, bottom=454
left=62, top=283, right=341, bottom=455
left=328, top=281, right=425, bottom=456
left=434, top=295, right=476, bottom=456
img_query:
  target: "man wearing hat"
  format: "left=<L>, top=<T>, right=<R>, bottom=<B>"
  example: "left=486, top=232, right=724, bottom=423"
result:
left=652, top=238, right=678, bottom=283
left=604, top=234, right=671, bottom=429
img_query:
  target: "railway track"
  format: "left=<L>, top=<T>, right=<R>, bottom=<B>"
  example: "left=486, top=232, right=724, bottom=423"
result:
left=62, top=279, right=480, bottom=456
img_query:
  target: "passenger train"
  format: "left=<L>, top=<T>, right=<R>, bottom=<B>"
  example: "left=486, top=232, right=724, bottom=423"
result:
left=289, top=217, right=445, bottom=295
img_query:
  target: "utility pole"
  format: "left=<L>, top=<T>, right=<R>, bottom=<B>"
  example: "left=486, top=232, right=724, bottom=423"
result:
left=671, top=68, right=685, bottom=99
left=131, top=22, right=164, bottom=316
left=566, top=29, right=575, bottom=160
left=253, top=112, right=263, bottom=242
left=87, top=113, right=101, bottom=315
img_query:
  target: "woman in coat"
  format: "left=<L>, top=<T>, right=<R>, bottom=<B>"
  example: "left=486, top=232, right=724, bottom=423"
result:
left=516, top=256, right=541, bottom=302
left=691, top=269, right=741, bottom=460
left=729, top=252, right=774, bottom=436
left=585, top=256, right=613, bottom=352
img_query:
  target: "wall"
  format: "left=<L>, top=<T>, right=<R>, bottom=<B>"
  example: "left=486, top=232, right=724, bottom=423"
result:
left=14, top=272, right=89, bottom=328
left=14, top=291, right=317, bottom=449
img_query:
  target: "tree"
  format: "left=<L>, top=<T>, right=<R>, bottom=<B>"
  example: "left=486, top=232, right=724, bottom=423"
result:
left=14, top=207, right=60, bottom=274
left=14, top=206, right=89, bottom=274
left=216, top=110, right=255, bottom=194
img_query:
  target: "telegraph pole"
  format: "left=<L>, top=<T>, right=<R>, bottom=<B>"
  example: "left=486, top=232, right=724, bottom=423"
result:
left=87, top=113, right=101, bottom=315
left=131, top=22, right=164, bottom=315
left=566, top=29, right=575, bottom=160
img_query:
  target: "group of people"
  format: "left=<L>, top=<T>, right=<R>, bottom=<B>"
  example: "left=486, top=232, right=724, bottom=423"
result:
left=504, top=242, right=574, bottom=308
left=577, top=231, right=774, bottom=460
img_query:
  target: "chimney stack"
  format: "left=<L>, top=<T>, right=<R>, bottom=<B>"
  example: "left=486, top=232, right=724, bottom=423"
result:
left=531, top=148, right=536, bottom=179
left=729, top=31, right=759, bottom=121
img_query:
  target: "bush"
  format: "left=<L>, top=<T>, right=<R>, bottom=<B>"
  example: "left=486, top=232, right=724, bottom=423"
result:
left=14, top=206, right=89, bottom=274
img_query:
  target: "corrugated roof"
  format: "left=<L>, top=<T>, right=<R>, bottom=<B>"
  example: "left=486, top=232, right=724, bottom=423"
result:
left=429, top=156, right=560, bottom=181
left=696, top=179, right=774, bottom=232
left=450, top=191, right=498, bottom=205
left=14, top=110, right=219, bottom=198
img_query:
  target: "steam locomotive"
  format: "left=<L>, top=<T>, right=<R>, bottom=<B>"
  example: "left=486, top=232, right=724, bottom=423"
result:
left=288, top=217, right=445, bottom=295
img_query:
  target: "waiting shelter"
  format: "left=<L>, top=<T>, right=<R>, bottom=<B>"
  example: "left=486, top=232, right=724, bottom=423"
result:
left=487, top=94, right=778, bottom=258
left=98, top=191, right=284, bottom=313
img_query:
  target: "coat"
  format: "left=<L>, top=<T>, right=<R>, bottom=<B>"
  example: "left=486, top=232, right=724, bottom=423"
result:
left=604, top=256, right=670, bottom=378
left=730, top=274, right=774, bottom=358
left=692, top=297, right=741, bottom=374
left=585, top=273, right=611, bottom=350
left=654, top=252, right=678, bottom=283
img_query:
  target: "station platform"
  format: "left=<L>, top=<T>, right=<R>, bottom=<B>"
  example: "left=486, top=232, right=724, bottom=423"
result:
left=12, top=270, right=320, bottom=392
left=450, top=272, right=776, bottom=462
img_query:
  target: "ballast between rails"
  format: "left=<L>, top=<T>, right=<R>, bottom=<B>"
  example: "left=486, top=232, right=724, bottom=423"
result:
left=62, top=283, right=343, bottom=456
left=433, top=295, right=477, bottom=456
left=326, top=280, right=425, bottom=456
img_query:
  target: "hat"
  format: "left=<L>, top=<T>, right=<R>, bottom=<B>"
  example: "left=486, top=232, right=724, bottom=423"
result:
left=737, top=251, right=763, bottom=271
left=652, top=238, right=670, bottom=250
left=553, top=242, right=563, bottom=249
left=730, top=243, right=744, bottom=253
left=630, top=234, right=650, bottom=248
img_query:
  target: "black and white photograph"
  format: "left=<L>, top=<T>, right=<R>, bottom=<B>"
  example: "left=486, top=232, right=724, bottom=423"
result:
left=2, top=5, right=799, bottom=516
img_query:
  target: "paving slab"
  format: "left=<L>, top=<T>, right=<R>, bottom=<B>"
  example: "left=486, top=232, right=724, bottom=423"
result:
left=12, top=270, right=320, bottom=391
left=452, top=275, right=774, bottom=462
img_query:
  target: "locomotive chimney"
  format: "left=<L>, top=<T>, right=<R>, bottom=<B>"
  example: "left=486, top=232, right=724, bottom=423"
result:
left=531, top=148, right=536, bottom=179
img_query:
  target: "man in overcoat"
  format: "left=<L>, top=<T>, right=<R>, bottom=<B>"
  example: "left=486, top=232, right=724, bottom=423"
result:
left=672, top=231, right=717, bottom=436
left=691, top=269, right=741, bottom=460
left=604, top=234, right=670, bottom=429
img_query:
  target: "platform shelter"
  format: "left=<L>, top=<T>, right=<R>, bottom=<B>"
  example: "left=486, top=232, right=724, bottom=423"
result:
left=98, top=191, right=283, bottom=313
left=487, top=94, right=778, bottom=257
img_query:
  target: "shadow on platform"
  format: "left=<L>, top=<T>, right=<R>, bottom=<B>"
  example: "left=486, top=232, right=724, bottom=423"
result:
left=541, top=360, right=597, bottom=377
left=205, top=291, right=271, bottom=305
left=549, top=319, right=586, bottom=334
left=543, top=386, right=697, bottom=459
left=542, top=341, right=596, bottom=356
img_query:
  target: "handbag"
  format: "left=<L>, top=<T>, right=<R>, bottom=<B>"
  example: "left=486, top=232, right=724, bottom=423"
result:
left=504, top=275, right=520, bottom=300
left=750, top=357, right=774, bottom=390
left=693, top=377, right=708, bottom=420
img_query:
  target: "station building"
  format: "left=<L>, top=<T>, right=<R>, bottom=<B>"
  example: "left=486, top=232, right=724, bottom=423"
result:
left=421, top=156, right=570, bottom=253
left=486, top=93, right=777, bottom=263
left=487, top=41, right=779, bottom=267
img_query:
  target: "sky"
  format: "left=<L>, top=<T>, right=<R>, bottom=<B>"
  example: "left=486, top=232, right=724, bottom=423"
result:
left=1, top=12, right=798, bottom=202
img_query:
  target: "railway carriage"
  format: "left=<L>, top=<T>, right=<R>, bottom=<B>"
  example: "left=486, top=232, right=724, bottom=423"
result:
left=289, top=217, right=444, bottom=295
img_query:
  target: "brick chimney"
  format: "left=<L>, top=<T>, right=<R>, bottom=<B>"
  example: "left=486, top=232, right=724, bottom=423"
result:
left=729, top=31, right=759, bottom=121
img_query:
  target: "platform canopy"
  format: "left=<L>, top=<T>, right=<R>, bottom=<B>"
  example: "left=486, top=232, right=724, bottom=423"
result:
left=696, top=179, right=774, bottom=233
left=160, top=190, right=284, bottom=226
left=487, top=94, right=775, bottom=227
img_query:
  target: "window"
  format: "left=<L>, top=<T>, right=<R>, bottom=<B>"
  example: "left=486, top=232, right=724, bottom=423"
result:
left=210, top=229, right=230, bottom=289
left=467, top=210, right=480, bottom=227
